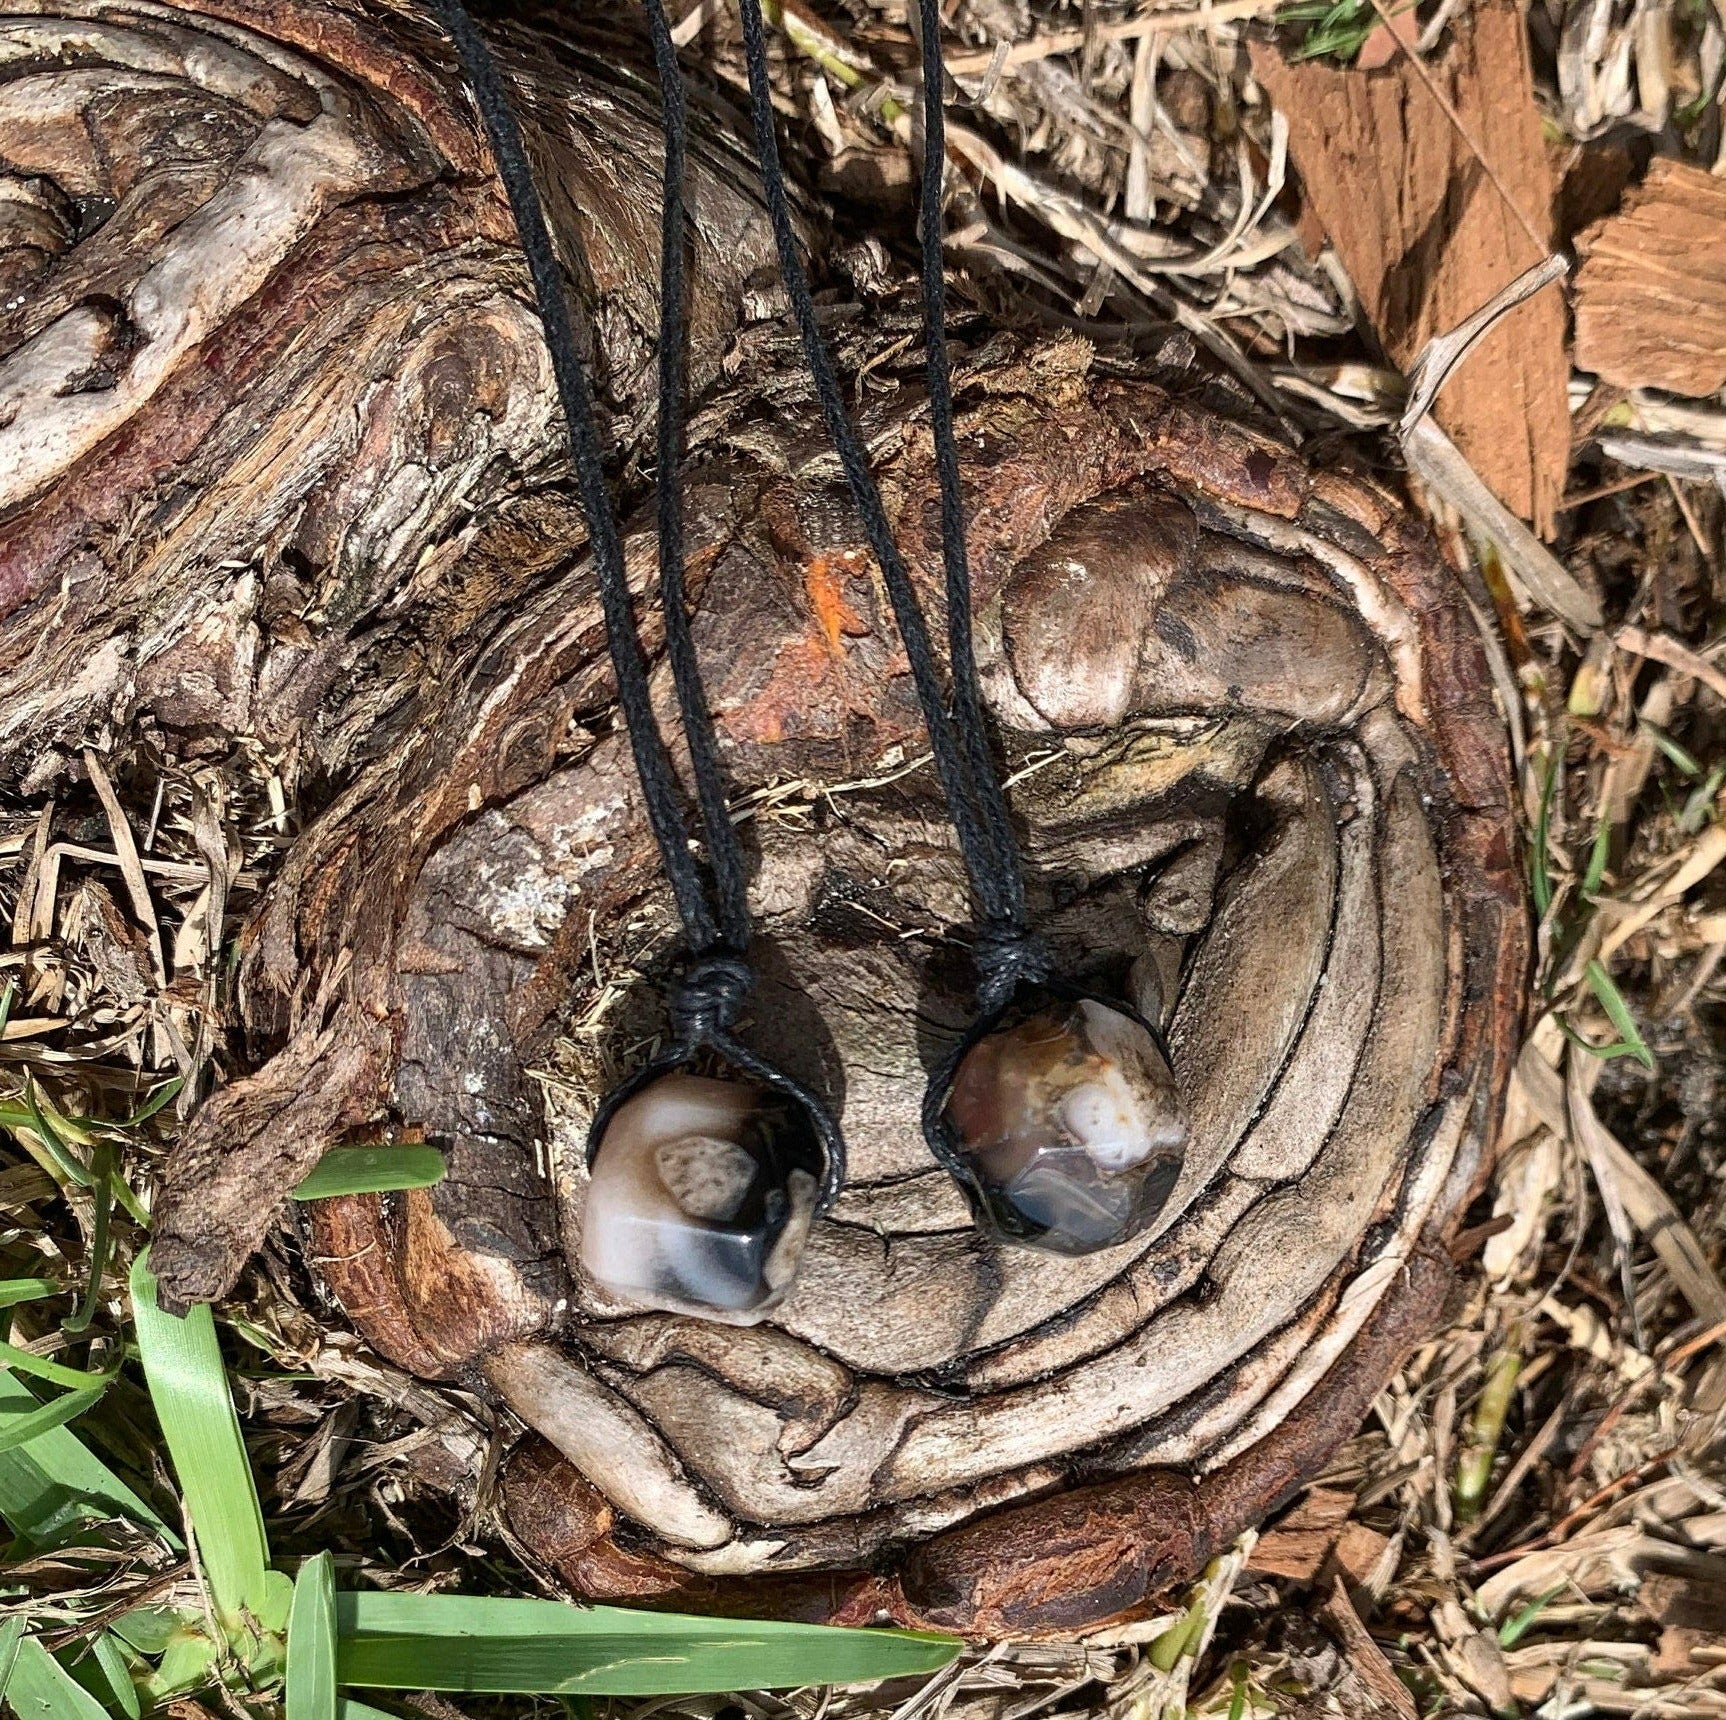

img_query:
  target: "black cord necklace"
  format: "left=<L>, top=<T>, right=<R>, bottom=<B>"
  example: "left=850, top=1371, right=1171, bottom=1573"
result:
left=427, top=0, right=842, bottom=1324
left=736, top=0, right=1190, bottom=1256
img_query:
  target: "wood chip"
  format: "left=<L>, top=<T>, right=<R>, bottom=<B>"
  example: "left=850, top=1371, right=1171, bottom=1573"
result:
left=1249, top=1487, right=1392, bottom=1588
left=1249, top=1485, right=1353, bottom=1581
left=1574, top=159, right=1726, bottom=397
left=1318, top=1575, right=1418, bottom=1720
left=1252, top=5, right=1568, bottom=535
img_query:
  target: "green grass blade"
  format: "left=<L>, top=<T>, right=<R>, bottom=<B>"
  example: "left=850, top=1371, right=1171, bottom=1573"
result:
left=0, top=1281, right=62, bottom=1311
left=3, top=1638, right=111, bottom=1720
left=1225, top=1665, right=1248, bottom=1720
left=337, top=1701, right=403, bottom=1720
left=21, top=1082, right=91, bottom=1188
left=1644, top=723, right=1702, bottom=778
left=291, top=1147, right=445, bottom=1201
left=106, top=1613, right=180, bottom=1659
left=0, top=1386, right=106, bottom=1455
left=1581, top=816, right=1611, bottom=899
left=1498, top=1584, right=1566, bottom=1647
left=137, top=1632, right=217, bottom=1705
left=0, top=1343, right=115, bottom=1392
left=288, top=1553, right=338, bottom=1720
left=335, top=1593, right=960, bottom=1696
left=0, top=1620, right=24, bottom=1711
left=0, top=1283, right=62, bottom=1311
left=115, top=1079, right=183, bottom=1130
left=1531, top=748, right=1558, bottom=920
left=75, top=1634, right=140, bottom=1720
left=64, top=1146, right=116, bottom=1336
left=129, top=1251, right=269, bottom=1620
left=1680, top=762, right=1725, bottom=834
left=1583, top=960, right=1656, bottom=1070
left=0, top=1371, right=170, bottom=1546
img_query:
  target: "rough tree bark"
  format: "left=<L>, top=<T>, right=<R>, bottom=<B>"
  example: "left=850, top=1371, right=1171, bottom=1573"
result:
left=0, top=0, right=1528, bottom=1639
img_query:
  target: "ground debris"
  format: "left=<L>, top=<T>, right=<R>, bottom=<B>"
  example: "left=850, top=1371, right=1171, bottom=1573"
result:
left=1251, top=3, right=1569, bottom=535
left=1575, top=157, right=1726, bottom=398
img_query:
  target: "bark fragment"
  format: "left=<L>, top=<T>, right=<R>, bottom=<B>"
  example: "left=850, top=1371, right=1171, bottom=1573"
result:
left=1574, top=157, right=1726, bottom=396
left=1252, top=7, right=1568, bottom=535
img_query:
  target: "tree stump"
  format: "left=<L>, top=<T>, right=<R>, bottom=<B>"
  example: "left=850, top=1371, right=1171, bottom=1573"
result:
left=0, top=0, right=1528, bottom=1639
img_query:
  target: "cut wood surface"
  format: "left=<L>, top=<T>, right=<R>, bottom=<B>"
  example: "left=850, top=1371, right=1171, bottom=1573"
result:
left=1252, top=5, right=1568, bottom=537
left=0, top=0, right=1527, bottom=1643
left=1574, top=157, right=1726, bottom=397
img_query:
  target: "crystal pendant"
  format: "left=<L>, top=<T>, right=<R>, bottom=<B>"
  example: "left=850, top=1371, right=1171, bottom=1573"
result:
left=580, top=1071, right=820, bottom=1324
left=939, top=995, right=1188, bottom=1254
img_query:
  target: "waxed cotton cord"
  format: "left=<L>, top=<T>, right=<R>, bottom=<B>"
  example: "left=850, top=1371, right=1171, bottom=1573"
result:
left=912, top=0, right=1025, bottom=936
left=640, top=0, right=752, bottom=958
left=735, top=0, right=1049, bottom=1014
left=426, top=0, right=754, bottom=1039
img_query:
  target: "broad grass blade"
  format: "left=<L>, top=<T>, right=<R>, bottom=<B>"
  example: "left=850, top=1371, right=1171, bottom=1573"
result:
left=337, top=1701, right=402, bottom=1720
left=291, top=1148, right=445, bottom=1200
left=4, top=1637, right=111, bottom=1720
left=335, top=1593, right=960, bottom=1695
left=287, top=1553, right=338, bottom=1720
left=0, top=1281, right=61, bottom=1311
left=0, top=1372, right=170, bottom=1547
left=129, top=1251, right=268, bottom=1619
left=0, top=1620, right=23, bottom=1708
left=73, top=1635, right=140, bottom=1720
left=138, top=1632, right=217, bottom=1705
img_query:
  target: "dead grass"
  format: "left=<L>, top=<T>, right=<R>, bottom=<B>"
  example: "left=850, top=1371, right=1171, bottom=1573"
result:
left=3, top=0, right=1726, bottom=1716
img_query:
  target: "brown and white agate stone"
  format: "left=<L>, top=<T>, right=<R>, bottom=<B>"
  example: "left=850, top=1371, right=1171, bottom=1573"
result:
left=0, top=0, right=1526, bottom=1641
left=582, top=1073, right=818, bottom=1324
left=941, top=996, right=1188, bottom=1252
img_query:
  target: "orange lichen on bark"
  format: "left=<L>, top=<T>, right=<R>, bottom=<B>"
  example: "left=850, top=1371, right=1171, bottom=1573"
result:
left=716, top=549, right=878, bottom=746
left=803, top=551, right=870, bottom=658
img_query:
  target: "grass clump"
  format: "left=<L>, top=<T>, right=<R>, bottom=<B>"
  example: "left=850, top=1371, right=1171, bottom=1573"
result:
left=0, top=1128, right=958, bottom=1720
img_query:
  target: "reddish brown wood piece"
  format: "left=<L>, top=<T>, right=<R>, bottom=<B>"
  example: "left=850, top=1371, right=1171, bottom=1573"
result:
left=1253, top=6, right=1568, bottom=536
left=1575, top=158, right=1726, bottom=398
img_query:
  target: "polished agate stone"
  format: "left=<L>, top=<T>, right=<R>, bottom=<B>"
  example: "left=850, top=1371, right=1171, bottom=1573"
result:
left=580, top=1072, right=818, bottom=1324
left=942, top=997, right=1188, bottom=1253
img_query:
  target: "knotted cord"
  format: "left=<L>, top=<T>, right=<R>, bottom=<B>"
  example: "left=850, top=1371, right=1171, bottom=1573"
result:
left=735, top=0, right=1049, bottom=1014
left=425, top=0, right=753, bottom=1032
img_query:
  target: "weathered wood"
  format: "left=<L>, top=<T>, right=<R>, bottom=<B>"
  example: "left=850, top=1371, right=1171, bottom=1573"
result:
left=0, top=0, right=1528, bottom=1639
left=1252, top=6, right=1568, bottom=536
left=1575, top=158, right=1726, bottom=397
left=299, top=364, right=1524, bottom=1633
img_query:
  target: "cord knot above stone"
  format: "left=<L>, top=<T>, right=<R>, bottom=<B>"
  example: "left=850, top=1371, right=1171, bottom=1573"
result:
left=670, top=952, right=755, bottom=1045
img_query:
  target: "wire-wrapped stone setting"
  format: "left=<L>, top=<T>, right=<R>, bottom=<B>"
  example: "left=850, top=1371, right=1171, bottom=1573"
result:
left=936, top=994, right=1188, bottom=1254
left=581, top=1069, right=821, bottom=1324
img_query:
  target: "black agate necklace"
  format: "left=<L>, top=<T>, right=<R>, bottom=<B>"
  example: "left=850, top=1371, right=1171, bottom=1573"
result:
left=734, top=0, right=1191, bottom=1255
left=428, top=0, right=842, bottom=1324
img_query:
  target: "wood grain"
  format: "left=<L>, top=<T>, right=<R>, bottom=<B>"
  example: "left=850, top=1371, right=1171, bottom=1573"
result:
left=1575, top=158, right=1726, bottom=397
left=1252, top=6, right=1568, bottom=536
